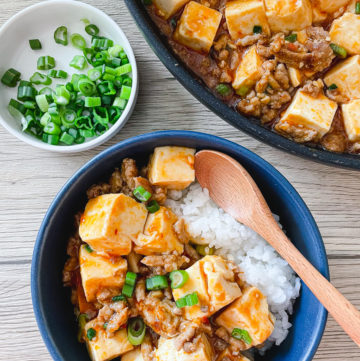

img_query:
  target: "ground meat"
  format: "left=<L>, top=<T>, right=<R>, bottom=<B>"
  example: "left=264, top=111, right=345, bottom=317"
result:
left=321, top=132, right=347, bottom=153
left=274, top=63, right=290, bottom=90
left=237, top=93, right=262, bottom=117
left=326, top=88, right=349, bottom=103
left=134, top=176, right=153, bottom=194
left=235, top=33, right=263, bottom=47
left=215, top=327, right=230, bottom=343
left=275, top=122, right=319, bottom=142
left=86, top=182, right=111, bottom=199
left=269, top=91, right=292, bottom=109
left=108, top=169, right=123, bottom=193
left=62, top=257, right=78, bottom=287
left=66, top=234, right=82, bottom=258
left=96, top=288, right=120, bottom=303
left=141, top=334, right=155, bottom=361
left=121, top=158, right=138, bottom=190
left=301, top=79, right=324, bottom=98
left=174, top=322, right=197, bottom=351
left=184, top=244, right=200, bottom=264
left=173, top=218, right=190, bottom=244
left=141, top=254, right=190, bottom=273
left=152, top=185, right=167, bottom=205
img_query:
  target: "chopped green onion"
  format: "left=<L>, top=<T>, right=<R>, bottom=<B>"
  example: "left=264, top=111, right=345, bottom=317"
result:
left=112, top=295, right=126, bottom=302
left=37, top=56, right=56, bottom=70
left=1, top=68, right=21, bottom=87
left=29, top=39, right=42, bottom=50
left=146, top=200, right=160, bottom=213
left=23, top=100, right=36, bottom=109
left=122, top=283, right=135, bottom=298
left=84, top=244, right=93, bottom=253
left=85, top=24, right=99, bottom=36
left=108, top=45, right=123, bottom=58
left=70, top=55, right=87, bottom=70
left=75, top=136, right=85, bottom=144
left=53, top=86, right=70, bottom=105
left=88, top=68, right=102, bottom=81
left=133, top=186, right=152, bottom=202
left=68, top=128, right=78, bottom=139
left=330, top=43, right=347, bottom=58
left=54, top=26, right=68, bottom=45
left=30, top=72, right=52, bottom=85
left=35, top=94, right=49, bottom=112
left=17, top=81, right=38, bottom=101
left=127, top=318, right=146, bottom=346
left=356, top=1, right=360, bottom=14
left=48, top=70, right=68, bottom=79
left=87, top=328, right=96, bottom=341
left=8, top=99, right=26, bottom=119
left=44, top=121, right=61, bottom=135
left=81, top=18, right=90, bottom=25
left=176, top=292, right=199, bottom=308
left=125, top=272, right=137, bottom=287
left=216, top=83, right=231, bottom=97
left=123, top=75, right=132, bottom=87
left=113, top=97, right=127, bottom=109
left=196, top=244, right=215, bottom=256
left=78, top=78, right=96, bottom=96
left=253, top=25, right=262, bottom=34
left=71, top=33, right=87, bottom=50
left=109, top=106, right=122, bottom=124
left=40, top=112, right=51, bottom=127
left=43, top=134, right=60, bottom=145
left=77, top=314, right=88, bottom=342
left=146, top=275, right=168, bottom=291
left=231, top=328, right=252, bottom=345
left=92, top=37, right=114, bottom=51
left=236, top=85, right=250, bottom=97
left=328, top=83, right=338, bottom=90
left=75, top=116, right=92, bottom=130
left=169, top=270, right=189, bottom=289
left=93, top=107, right=109, bottom=125
left=116, top=64, right=132, bottom=76
left=120, top=85, right=132, bottom=100
left=285, top=33, right=297, bottom=43
left=85, top=97, right=101, bottom=107
left=60, top=132, right=75, bottom=145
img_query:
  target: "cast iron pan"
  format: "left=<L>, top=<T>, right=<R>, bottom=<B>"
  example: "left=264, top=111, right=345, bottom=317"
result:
left=124, top=0, right=360, bottom=170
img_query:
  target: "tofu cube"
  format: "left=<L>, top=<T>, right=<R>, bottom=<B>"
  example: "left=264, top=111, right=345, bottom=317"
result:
left=153, top=0, right=190, bottom=19
left=155, top=334, right=213, bottom=361
left=216, top=287, right=275, bottom=348
left=79, top=245, right=127, bottom=302
left=264, top=0, right=312, bottom=33
left=330, top=13, right=360, bottom=55
left=316, top=0, right=350, bottom=13
left=122, top=348, right=144, bottom=361
left=148, top=146, right=195, bottom=190
left=232, top=45, right=263, bottom=95
left=79, top=194, right=147, bottom=256
left=172, top=255, right=241, bottom=320
left=174, top=1, right=222, bottom=53
left=275, top=89, right=338, bottom=141
left=85, top=321, right=133, bottom=361
left=324, top=55, right=360, bottom=101
left=225, top=0, right=271, bottom=40
left=312, top=6, right=327, bottom=24
left=216, top=349, right=251, bottom=361
left=342, top=100, right=360, bottom=142
left=135, top=207, right=184, bottom=255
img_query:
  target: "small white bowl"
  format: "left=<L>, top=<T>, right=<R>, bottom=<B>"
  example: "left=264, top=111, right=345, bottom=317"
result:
left=0, top=0, right=138, bottom=153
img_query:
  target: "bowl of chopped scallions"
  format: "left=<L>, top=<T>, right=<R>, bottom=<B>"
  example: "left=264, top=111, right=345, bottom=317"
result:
left=0, top=0, right=138, bottom=152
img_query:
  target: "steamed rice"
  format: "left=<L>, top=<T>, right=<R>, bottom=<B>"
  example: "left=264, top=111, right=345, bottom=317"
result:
left=166, top=183, right=301, bottom=349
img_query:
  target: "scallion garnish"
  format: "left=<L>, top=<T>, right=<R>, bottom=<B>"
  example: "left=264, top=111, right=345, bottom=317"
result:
left=112, top=295, right=126, bottom=302
left=77, top=314, right=88, bottom=342
left=356, top=1, right=360, bottom=14
left=176, top=292, right=199, bottom=308
left=84, top=244, right=93, bottom=253
left=285, top=33, right=297, bottom=43
left=253, top=25, right=262, bottom=34
left=146, top=200, right=160, bottom=213
left=87, top=328, right=96, bottom=341
left=122, top=283, right=135, bottom=298
left=29, top=39, right=42, bottom=50
left=146, top=275, right=169, bottom=291
left=328, top=83, right=338, bottom=90
left=216, top=83, right=232, bottom=97
left=127, top=318, right=146, bottom=346
left=169, top=270, right=189, bottom=289
left=330, top=43, right=348, bottom=59
left=133, top=186, right=152, bottom=202
left=196, top=244, right=215, bottom=256
left=231, top=328, right=252, bottom=345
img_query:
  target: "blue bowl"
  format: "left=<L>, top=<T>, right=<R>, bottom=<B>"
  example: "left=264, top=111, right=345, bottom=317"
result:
left=31, top=131, right=329, bottom=361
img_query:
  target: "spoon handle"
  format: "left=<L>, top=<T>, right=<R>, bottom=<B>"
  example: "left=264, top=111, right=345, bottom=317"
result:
left=261, top=223, right=360, bottom=347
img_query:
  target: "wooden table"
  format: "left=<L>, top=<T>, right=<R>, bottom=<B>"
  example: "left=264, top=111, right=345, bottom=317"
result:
left=0, top=1, right=359, bottom=360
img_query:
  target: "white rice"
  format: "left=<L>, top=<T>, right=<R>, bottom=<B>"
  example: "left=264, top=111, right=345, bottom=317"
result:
left=166, top=183, right=301, bottom=350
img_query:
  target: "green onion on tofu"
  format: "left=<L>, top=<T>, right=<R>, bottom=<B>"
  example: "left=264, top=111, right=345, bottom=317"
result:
left=29, top=39, right=42, bottom=50
left=146, top=200, right=160, bottom=213
left=87, top=328, right=97, bottom=341
left=122, top=283, right=135, bottom=298
left=253, top=25, right=262, bottom=34
left=176, top=292, right=199, bottom=308
left=169, top=270, right=189, bottom=289
left=112, top=294, right=126, bottom=302
left=127, top=318, right=146, bottom=346
left=285, top=33, right=297, bottom=43
left=330, top=43, right=347, bottom=58
left=146, top=275, right=169, bottom=290
left=133, top=186, right=152, bottom=202
left=84, top=244, right=93, bottom=253
left=231, top=328, right=252, bottom=345
left=328, top=83, right=338, bottom=90
left=356, top=2, right=360, bottom=14
left=216, top=83, right=232, bottom=97
left=125, top=272, right=138, bottom=286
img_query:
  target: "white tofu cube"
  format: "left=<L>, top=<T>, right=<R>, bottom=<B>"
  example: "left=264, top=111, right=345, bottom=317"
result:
left=148, top=146, right=195, bottom=190
left=225, top=0, right=270, bottom=40
left=312, top=6, right=327, bottom=24
left=122, top=348, right=144, bottom=361
left=79, top=245, right=127, bottom=302
left=324, top=55, right=360, bottom=101
left=155, top=334, right=213, bottom=361
left=316, top=0, right=350, bottom=13
left=232, top=45, right=263, bottom=95
left=216, top=287, right=275, bottom=348
left=216, top=349, right=251, bottom=361
left=153, top=0, right=190, bottom=19
left=79, top=194, right=147, bottom=256
left=135, top=207, right=184, bottom=255
left=275, top=89, right=338, bottom=141
left=342, top=100, right=360, bottom=142
left=174, top=1, right=222, bottom=53
left=330, top=13, right=360, bottom=55
left=85, top=321, right=133, bottom=361
left=172, top=255, right=241, bottom=320
left=264, top=0, right=312, bottom=33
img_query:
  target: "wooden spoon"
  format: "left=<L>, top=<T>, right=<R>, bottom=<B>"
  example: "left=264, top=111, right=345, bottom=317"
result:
left=195, top=149, right=360, bottom=346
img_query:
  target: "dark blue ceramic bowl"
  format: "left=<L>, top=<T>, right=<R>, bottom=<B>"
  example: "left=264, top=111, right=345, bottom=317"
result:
left=31, top=131, right=329, bottom=361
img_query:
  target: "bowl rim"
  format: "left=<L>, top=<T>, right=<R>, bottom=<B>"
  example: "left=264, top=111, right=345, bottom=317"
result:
left=124, top=0, right=360, bottom=170
left=31, top=130, right=329, bottom=361
left=0, top=0, right=138, bottom=153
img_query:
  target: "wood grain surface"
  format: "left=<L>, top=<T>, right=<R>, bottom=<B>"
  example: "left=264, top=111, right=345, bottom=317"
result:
left=0, top=0, right=360, bottom=360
